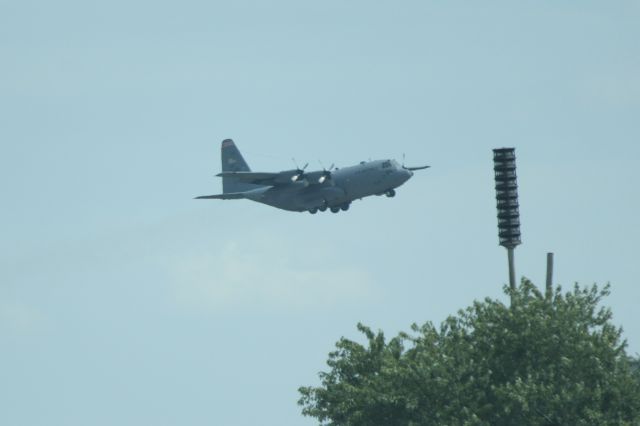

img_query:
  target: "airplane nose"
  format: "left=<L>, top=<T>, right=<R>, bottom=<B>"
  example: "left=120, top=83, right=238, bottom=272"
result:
left=398, top=168, right=412, bottom=183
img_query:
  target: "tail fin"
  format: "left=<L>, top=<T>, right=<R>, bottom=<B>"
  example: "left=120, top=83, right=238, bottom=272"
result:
left=222, top=139, right=251, bottom=172
left=220, top=139, right=263, bottom=193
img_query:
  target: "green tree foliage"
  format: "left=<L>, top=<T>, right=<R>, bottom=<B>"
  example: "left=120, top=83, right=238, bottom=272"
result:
left=299, top=280, right=640, bottom=425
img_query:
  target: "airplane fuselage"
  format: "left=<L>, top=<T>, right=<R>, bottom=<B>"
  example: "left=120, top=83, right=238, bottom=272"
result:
left=241, top=159, right=413, bottom=212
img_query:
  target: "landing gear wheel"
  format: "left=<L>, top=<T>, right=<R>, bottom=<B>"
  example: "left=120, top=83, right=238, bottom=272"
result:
left=330, top=206, right=340, bottom=213
left=385, top=189, right=396, bottom=198
left=309, top=208, right=318, bottom=214
left=319, top=205, right=327, bottom=212
left=340, top=203, right=350, bottom=211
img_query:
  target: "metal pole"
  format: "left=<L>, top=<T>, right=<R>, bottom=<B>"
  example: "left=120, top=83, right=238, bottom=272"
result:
left=546, top=252, right=554, bottom=300
left=508, top=247, right=516, bottom=291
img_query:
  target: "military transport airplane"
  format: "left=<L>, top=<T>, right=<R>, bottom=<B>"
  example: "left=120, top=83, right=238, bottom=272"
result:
left=195, top=139, right=429, bottom=214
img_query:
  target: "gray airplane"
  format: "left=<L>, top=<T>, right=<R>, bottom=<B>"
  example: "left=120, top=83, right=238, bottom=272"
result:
left=195, top=139, right=429, bottom=213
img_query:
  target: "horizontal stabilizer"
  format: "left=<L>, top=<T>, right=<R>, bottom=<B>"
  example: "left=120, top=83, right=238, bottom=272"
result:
left=194, top=192, right=246, bottom=200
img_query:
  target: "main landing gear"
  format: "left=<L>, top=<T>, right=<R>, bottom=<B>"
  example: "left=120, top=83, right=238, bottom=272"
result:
left=309, top=203, right=350, bottom=214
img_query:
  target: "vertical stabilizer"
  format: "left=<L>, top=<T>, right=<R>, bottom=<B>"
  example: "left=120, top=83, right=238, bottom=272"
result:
left=220, top=139, right=263, bottom=193
left=222, top=139, right=250, bottom=172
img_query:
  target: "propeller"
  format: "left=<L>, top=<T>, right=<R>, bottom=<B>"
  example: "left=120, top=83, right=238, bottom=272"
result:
left=291, top=159, right=309, bottom=182
left=318, top=162, right=335, bottom=184
left=401, top=153, right=430, bottom=171
left=404, top=165, right=431, bottom=171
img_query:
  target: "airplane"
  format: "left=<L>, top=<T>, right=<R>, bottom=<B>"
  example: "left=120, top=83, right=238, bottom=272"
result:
left=195, top=139, right=429, bottom=214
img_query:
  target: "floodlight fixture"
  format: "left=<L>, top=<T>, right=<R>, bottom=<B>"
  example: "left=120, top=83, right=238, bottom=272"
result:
left=493, top=148, right=521, bottom=291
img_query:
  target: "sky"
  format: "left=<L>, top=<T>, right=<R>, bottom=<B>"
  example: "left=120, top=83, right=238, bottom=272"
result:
left=1, top=1, right=639, bottom=425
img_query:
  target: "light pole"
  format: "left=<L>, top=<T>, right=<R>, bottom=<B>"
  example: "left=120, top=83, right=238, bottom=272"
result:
left=493, top=148, right=521, bottom=296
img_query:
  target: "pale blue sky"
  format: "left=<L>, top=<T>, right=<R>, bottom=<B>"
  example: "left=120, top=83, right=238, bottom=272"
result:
left=2, top=1, right=639, bottom=425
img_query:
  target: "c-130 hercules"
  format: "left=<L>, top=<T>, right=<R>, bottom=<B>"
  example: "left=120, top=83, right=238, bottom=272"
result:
left=195, top=139, right=429, bottom=214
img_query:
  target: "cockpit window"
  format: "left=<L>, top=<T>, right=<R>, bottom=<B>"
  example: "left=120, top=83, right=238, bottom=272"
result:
left=382, top=160, right=392, bottom=168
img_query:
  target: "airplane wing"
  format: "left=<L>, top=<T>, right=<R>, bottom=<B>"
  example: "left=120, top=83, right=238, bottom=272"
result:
left=302, top=170, right=328, bottom=184
left=216, top=171, right=278, bottom=183
left=194, top=192, right=246, bottom=200
left=404, top=165, right=430, bottom=171
left=216, top=171, right=302, bottom=186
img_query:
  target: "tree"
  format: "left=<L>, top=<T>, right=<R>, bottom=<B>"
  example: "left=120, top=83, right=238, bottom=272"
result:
left=299, top=279, right=640, bottom=425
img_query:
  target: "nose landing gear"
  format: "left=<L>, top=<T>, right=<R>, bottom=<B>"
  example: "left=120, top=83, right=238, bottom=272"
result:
left=385, top=189, right=396, bottom=198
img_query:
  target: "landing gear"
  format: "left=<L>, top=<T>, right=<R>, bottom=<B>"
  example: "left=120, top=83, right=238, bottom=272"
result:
left=385, top=189, right=396, bottom=198
left=310, top=202, right=350, bottom=214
